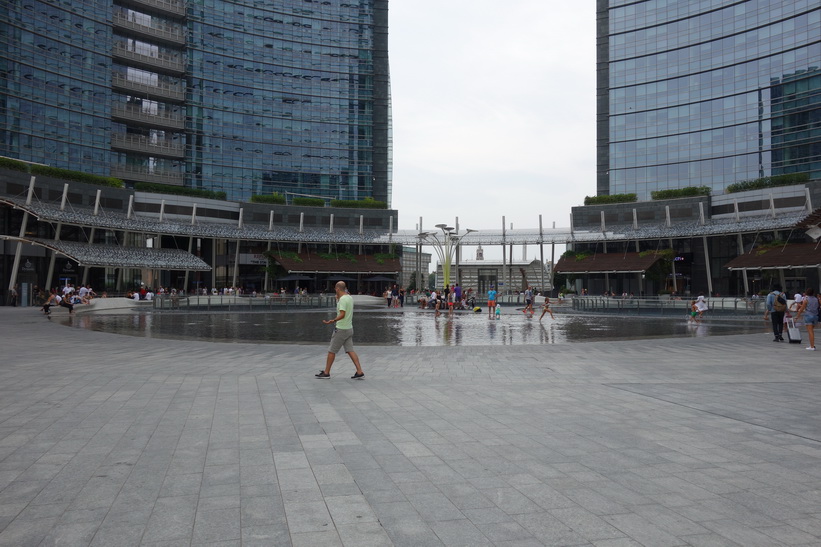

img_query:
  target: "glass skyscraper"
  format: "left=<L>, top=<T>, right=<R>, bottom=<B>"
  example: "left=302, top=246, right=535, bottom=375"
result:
left=0, top=0, right=391, bottom=204
left=597, top=0, right=820, bottom=199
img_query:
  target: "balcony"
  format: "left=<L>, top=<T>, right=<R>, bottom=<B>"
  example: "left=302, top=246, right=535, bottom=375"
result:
left=113, top=13, right=186, bottom=46
left=113, top=42, right=185, bottom=75
left=112, top=73, right=185, bottom=102
left=111, top=104, right=185, bottom=130
left=116, top=0, right=185, bottom=18
left=111, top=133, right=185, bottom=159
left=110, top=165, right=184, bottom=186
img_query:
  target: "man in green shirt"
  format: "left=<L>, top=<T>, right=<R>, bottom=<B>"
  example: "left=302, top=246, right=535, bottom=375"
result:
left=316, top=281, right=365, bottom=379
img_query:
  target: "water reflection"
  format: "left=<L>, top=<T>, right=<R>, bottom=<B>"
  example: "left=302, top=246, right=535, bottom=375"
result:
left=65, top=309, right=762, bottom=346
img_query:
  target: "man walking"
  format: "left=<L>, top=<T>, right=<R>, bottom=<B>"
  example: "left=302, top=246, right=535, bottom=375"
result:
left=316, top=281, right=365, bottom=379
left=764, top=283, right=787, bottom=342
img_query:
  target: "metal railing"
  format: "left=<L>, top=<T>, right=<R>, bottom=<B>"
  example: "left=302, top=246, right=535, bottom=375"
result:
left=111, top=105, right=185, bottom=130
left=111, top=133, right=185, bottom=158
left=570, top=295, right=768, bottom=317
left=110, top=165, right=184, bottom=185
left=113, top=13, right=186, bottom=45
left=152, top=294, right=337, bottom=311
left=112, top=43, right=185, bottom=74
left=111, top=73, right=185, bottom=102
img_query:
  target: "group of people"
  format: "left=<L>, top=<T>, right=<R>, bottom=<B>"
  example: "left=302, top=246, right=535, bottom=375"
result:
left=40, top=283, right=97, bottom=315
left=419, top=284, right=478, bottom=316
left=764, top=284, right=821, bottom=350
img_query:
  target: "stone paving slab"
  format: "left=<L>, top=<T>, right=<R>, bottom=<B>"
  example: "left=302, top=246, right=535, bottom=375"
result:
left=1, top=307, right=820, bottom=546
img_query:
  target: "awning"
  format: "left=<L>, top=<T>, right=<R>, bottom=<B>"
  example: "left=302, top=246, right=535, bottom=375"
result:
left=725, top=243, right=821, bottom=270
left=554, top=252, right=663, bottom=274
left=364, top=275, right=396, bottom=282
left=1, top=236, right=211, bottom=270
left=277, top=274, right=315, bottom=281
left=269, top=252, right=400, bottom=275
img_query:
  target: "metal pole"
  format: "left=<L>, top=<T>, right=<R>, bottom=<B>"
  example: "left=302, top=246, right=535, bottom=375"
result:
left=8, top=176, right=36, bottom=293
left=702, top=236, right=713, bottom=296
left=501, top=216, right=506, bottom=296
left=45, top=183, right=69, bottom=291
left=539, top=215, right=545, bottom=294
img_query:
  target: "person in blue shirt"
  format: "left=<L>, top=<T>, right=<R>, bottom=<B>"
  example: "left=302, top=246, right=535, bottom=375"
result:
left=487, top=286, right=497, bottom=318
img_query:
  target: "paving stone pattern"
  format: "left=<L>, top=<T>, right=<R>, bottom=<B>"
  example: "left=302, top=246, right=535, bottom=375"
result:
left=1, top=307, right=821, bottom=546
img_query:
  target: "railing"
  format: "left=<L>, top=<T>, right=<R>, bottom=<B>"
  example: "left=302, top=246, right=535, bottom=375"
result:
left=110, top=165, right=183, bottom=185
left=570, top=295, right=768, bottom=317
left=118, top=0, right=186, bottom=17
left=113, top=13, right=186, bottom=45
left=111, top=73, right=185, bottom=102
left=111, top=133, right=185, bottom=158
left=112, top=43, right=185, bottom=74
left=111, top=104, right=185, bottom=130
left=152, top=294, right=337, bottom=311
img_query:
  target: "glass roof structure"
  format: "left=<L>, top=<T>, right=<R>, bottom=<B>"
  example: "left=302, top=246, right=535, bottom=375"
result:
left=1, top=196, right=812, bottom=247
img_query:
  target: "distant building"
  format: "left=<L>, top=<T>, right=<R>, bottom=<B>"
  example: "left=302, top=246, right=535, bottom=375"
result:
left=435, top=259, right=552, bottom=296
left=399, top=246, right=431, bottom=289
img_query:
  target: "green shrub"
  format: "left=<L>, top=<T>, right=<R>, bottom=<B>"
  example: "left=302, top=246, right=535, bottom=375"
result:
left=583, top=193, right=637, bottom=205
left=250, top=193, right=286, bottom=204
left=0, top=157, right=30, bottom=172
left=318, top=252, right=357, bottom=262
left=650, top=186, right=711, bottom=200
left=330, top=197, right=387, bottom=209
left=726, top=173, right=811, bottom=193
left=29, top=165, right=124, bottom=188
left=292, top=197, right=325, bottom=207
left=134, top=182, right=226, bottom=200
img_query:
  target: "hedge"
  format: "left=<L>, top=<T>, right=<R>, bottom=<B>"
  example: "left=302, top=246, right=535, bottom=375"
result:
left=292, top=197, right=325, bottom=207
left=0, top=157, right=30, bottom=172
left=330, top=197, right=387, bottom=209
left=134, top=182, right=227, bottom=200
left=650, top=186, right=711, bottom=200
left=584, top=193, right=637, bottom=205
left=726, top=173, right=811, bottom=193
left=26, top=165, right=124, bottom=187
left=250, top=193, right=286, bottom=204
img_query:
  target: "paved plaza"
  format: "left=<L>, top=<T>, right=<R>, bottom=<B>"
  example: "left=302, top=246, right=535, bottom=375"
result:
left=1, top=308, right=821, bottom=546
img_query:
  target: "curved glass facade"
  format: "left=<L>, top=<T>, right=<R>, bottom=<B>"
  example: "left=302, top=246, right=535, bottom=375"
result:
left=0, top=0, right=390, bottom=205
left=0, top=0, right=114, bottom=175
left=186, top=0, right=390, bottom=203
left=597, top=0, right=821, bottom=199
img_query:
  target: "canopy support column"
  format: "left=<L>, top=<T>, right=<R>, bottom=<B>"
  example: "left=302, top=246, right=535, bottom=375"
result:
left=8, top=177, right=36, bottom=295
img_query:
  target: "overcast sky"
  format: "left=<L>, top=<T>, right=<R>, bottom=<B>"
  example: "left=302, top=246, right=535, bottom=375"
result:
left=388, top=1, right=597, bottom=262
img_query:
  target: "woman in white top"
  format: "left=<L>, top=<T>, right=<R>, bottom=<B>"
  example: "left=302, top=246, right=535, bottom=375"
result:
left=795, top=288, right=820, bottom=350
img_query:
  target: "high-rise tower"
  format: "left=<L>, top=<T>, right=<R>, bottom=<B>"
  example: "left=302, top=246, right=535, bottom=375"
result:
left=0, top=0, right=391, bottom=204
left=596, top=0, right=820, bottom=199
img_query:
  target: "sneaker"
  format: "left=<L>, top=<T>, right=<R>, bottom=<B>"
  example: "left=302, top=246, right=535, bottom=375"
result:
left=315, top=371, right=330, bottom=378
left=806, top=347, right=816, bottom=351
left=351, top=372, right=364, bottom=380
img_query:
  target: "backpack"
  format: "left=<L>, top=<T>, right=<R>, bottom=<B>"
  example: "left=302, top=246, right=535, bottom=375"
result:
left=774, top=293, right=787, bottom=312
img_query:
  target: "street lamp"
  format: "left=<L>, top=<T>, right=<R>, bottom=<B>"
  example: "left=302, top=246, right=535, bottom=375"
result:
left=421, top=226, right=477, bottom=288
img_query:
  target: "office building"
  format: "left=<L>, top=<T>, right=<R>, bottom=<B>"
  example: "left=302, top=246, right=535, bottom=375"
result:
left=0, top=0, right=391, bottom=203
left=597, top=0, right=820, bottom=199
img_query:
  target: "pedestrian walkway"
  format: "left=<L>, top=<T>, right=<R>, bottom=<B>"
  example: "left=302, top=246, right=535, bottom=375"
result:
left=1, top=307, right=821, bottom=546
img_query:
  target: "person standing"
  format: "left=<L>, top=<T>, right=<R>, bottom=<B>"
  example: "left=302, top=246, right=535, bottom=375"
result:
left=764, top=284, right=787, bottom=342
left=523, top=286, right=534, bottom=314
left=539, top=296, right=554, bottom=320
left=794, top=288, right=819, bottom=351
left=487, top=285, right=497, bottom=318
left=316, top=281, right=364, bottom=379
